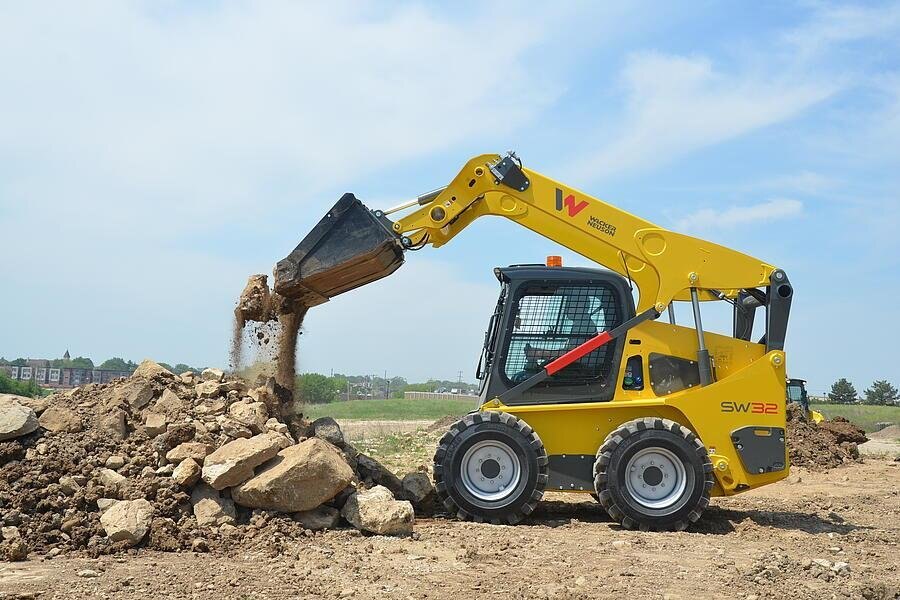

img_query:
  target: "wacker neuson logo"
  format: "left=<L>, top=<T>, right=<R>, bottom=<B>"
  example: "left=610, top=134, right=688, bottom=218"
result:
left=555, top=188, right=617, bottom=237
left=555, top=187, right=588, bottom=217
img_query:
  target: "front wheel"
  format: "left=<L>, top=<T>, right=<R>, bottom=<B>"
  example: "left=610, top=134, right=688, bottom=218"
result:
left=593, top=417, right=713, bottom=531
left=433, top=411, right=548, bottom=525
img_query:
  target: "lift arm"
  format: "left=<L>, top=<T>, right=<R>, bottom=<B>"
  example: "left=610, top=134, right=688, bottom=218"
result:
left=389, top=153, right=776, bottom=315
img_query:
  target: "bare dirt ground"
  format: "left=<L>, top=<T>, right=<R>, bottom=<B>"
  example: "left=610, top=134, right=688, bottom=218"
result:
left=860, top=439, right=900, bottom=459
left=2, top=449, right=898, bottom=599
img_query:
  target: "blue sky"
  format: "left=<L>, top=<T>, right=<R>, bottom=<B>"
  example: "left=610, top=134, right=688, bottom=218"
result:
left=2, top=1, right=898, bottom=394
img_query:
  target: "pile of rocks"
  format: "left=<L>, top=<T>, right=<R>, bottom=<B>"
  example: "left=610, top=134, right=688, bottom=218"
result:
left=0, top=361, right=432, bottom=561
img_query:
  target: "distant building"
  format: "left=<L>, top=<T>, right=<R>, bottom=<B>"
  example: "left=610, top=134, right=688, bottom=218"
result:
left=1, top=354, right=132, bottom=389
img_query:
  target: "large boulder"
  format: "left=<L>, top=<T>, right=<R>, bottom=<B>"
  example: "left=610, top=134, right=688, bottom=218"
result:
left=166, top=442, right=213, bottom=465
left=172, top=458, right=201, bottom=487
left=201, top=368, right=224, bottom=382
left=99, top=499, right=153, bottom=546
left=231, top=438, right=353, bottom=512
left=196, top=381, right=227, bottom=399
left=38, top=406, right=82, bottom=433
left=0, top=397, right=39, bottom=441
left=201, top=433, right=290, bottom=490
left=113, top=379, right=154, bottom=410
left=401, top=472, right=434, bottom=505
left=143, top=411, right=168, bottom=437
left=341, top=485, right=415, bottom=536
left=191, top=483, right=236, bottom=526
left=217, top=417, right=253, bottom=439
left=2, top=394, right=47, bottom=415
left=357, top=454, right=405, bottom=497
left=228, top=401, right=268, bottom=434
left=153, top=423, right=196, bottom=455
left=152, top=388, right=188, bottom=419
left=98, top=408, right=128, bottom=440
left=132, top=360, right=173, bottom=379
left=306, top=417, right=345, bottom=447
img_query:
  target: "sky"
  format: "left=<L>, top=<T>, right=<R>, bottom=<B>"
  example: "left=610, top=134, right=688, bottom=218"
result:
left=1, top=1, right=899, bottom=394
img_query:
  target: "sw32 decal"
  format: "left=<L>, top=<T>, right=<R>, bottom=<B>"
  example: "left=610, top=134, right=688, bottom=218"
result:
left=720, top=401, right=780, bottom=414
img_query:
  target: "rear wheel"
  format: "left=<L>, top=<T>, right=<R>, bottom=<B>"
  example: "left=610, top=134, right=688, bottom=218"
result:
left=593, top=417, right=713, bottom=531
left=433, top=411, right=548, bottom=524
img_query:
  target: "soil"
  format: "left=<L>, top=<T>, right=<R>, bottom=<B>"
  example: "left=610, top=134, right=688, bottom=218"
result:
left=787, top=404, right=868, bottom=471
left=274, top=307, right=307, bottom=417
left=2, top=458, right=898, bottom=600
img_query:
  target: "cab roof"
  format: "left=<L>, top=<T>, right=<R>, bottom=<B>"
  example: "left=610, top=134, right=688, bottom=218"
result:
left=493, top=264, right=629, bottom=285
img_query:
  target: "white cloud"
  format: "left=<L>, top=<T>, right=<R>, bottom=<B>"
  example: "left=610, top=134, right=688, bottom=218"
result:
left=784, top=3, right=900, bottom=61
left=0, top=1, right=562, bottom=229
left=0, top=1, right=568, bottom=372
left=674, top=198, right=803, bottom=232
left=565, top=51, right=835, bottom=181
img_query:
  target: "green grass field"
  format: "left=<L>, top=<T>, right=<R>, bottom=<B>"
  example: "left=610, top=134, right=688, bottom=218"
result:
left=304, top=396, right=476, bottom=421
left=304, top=398, right=899, bottom=432
left=810, top=403, right=900, bottom=432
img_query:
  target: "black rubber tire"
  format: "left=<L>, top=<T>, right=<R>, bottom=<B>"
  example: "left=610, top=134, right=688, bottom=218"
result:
left=593, top=417, right=713, bottom=531
left=433, top=411, right=548, bottom=525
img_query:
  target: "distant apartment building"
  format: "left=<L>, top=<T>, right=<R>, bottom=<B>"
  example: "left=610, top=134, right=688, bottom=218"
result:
left=1, top=356, right=132, bottom=389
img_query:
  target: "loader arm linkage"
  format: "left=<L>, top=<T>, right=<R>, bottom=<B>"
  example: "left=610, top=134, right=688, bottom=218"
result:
left=391, top=153, right=780, bottom=321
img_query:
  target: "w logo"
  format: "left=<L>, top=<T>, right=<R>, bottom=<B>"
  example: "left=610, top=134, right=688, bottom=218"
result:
left=555, top=188, right=588, bottom=217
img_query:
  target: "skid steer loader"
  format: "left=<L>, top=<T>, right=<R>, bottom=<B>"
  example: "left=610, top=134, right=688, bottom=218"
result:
left=273, top=152, right=793, bottom=531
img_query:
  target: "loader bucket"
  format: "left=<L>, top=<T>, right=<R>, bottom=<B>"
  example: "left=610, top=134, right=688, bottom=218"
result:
left=273, top=193, right=404, bottom=307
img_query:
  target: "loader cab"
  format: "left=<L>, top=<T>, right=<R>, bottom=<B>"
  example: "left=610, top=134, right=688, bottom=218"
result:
left=786, top=378, right=809, bottom=411
left=477, top=265, right=635, bottom=405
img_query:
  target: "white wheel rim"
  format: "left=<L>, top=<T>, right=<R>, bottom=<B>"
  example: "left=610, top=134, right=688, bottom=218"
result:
left=624, top=447, right=688, bottom=511
left=460, top=440, right=522, bottom=503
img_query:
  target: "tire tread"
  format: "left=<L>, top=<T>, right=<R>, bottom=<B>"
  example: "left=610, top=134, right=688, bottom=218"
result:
left=593, top=417, right=714, bottom=531
left=432, top=411, right=548, bottom=526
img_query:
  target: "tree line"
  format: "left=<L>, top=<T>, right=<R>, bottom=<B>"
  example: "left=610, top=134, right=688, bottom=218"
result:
left=827, top=378, right=899, bottom=405
left=0, top=371, right=45, bottom=397
left=295, top=373, right=478, bottom=405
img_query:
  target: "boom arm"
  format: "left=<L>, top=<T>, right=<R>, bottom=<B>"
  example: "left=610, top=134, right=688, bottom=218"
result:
left=389, top=153, right=776, bottom=314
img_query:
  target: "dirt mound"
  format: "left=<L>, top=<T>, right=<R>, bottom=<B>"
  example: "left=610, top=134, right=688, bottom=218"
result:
left=0, top=363, right=430, bottom=562
left=427, top=414, right=462, bottom=433
left=869, top=424, right=900, bottom=440
left=786, top=404, right=868, bottom=470
left=817, top=416, right=869, bottom=444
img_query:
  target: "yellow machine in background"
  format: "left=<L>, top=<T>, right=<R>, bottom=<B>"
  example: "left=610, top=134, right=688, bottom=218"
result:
left=787, top=378, right=824, bottom=423
left=274, top=152, right=794, bottom=531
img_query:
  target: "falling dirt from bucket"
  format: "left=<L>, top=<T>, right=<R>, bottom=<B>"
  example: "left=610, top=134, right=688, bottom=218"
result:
left=231, top=274, right=308, bottom=425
